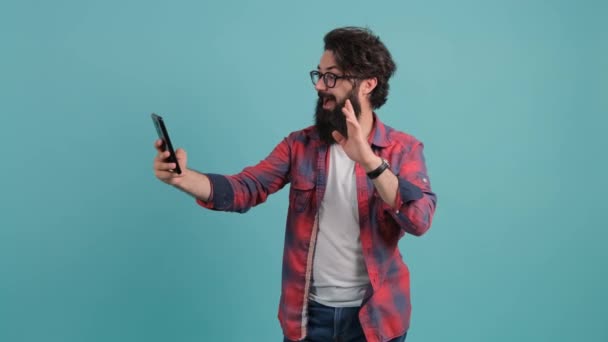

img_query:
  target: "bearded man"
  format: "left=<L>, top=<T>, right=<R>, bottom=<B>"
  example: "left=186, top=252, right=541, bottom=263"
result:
left=153, top=27, right=437, bottom=342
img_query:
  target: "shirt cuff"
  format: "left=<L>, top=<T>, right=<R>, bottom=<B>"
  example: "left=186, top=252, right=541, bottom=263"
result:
left=397, top=177, right=423, bottom=203
left=383, top=177, right=423, bottom=214
left=195, top=173, right=234, bottom=210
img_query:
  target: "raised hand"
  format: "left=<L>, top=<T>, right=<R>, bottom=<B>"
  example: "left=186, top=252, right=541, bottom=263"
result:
left=331, top=99, right=378, bottom=168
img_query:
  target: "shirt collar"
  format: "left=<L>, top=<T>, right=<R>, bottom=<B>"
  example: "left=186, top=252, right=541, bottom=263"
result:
left=367, top=112, right=392, bottom=148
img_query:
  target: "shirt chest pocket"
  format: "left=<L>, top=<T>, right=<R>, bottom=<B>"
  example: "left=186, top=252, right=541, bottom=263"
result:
left=289, top=178, right=316, bottom=213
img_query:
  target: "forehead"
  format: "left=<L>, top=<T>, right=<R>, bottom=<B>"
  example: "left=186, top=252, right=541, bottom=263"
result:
left=317, top=50, right=341, bottom=72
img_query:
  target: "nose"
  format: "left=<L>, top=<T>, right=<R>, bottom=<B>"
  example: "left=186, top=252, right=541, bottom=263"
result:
left=314, top=77, right=327, bottom=92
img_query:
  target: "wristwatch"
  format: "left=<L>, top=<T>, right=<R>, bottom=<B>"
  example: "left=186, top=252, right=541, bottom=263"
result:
left=366, top=158, right=390, bottom=180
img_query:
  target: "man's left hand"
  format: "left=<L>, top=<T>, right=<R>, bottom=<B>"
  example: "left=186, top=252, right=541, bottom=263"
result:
left=331, top=99, right=381, bottom=171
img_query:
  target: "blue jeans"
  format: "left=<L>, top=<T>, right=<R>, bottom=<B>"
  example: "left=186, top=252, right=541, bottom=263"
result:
left=284, top=300, right=407, bottom=342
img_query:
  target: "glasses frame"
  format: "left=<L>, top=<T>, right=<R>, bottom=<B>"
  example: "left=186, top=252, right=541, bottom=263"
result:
left=309, top=70, right=358, bottom=88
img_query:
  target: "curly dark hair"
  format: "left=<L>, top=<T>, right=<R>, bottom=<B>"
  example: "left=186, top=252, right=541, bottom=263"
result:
left=324, top=27, right=396, bottom=109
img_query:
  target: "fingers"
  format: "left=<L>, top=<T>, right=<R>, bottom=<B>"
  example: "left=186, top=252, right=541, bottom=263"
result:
left=153, top=144, right=188, bottom=182
left=175, top=148, right=187, bottom=162
left=157, top=164, right=177, bottom=173
left=154, top=156, right=177, bottom=172
left=341, top=100, right=362, bottom=139
left=154, top=139, right=165, bottom=152
left=155, top=169, right=179, bottom=182
left=154, top=158, right=179, bottom=181
left=156, top=150, right=170, bottom=161
left=332, top=130, right=345, bottom=145
left=154, top=150, right=176, bottom=172
left=342, top=99, right=354, bottom=117
left=345, top=99, right=355, bottom=115
left=342, top=100, right=358, bottom=124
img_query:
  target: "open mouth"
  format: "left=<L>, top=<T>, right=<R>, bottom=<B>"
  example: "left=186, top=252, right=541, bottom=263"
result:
left=322, top=96, right=336, bottom=109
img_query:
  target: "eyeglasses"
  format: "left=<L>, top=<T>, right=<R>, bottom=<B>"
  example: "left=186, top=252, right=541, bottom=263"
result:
left=309, top=70, right=358, bottom=88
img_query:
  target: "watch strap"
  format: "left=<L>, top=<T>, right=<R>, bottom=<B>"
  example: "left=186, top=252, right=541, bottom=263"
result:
left=367, top=158, right=389, bottom=180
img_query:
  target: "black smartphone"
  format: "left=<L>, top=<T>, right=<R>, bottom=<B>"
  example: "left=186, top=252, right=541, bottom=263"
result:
left=151, top=113, right=182, bottom=174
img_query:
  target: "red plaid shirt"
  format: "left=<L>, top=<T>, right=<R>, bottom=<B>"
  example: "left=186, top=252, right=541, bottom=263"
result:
left=197, top=114, right=437, bottom=342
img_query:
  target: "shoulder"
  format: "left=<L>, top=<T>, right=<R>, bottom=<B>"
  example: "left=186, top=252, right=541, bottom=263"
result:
left=383, top=122, right=423, bottom=151
left=284, top=125, right=319, bottom=146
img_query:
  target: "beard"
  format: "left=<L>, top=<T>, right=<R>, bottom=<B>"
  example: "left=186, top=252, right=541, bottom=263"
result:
left=314, top=89, right=362, bottom=145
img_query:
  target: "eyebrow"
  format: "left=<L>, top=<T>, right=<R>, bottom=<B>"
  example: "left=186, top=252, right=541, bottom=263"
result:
left=317, top=65, right=339, bottom=72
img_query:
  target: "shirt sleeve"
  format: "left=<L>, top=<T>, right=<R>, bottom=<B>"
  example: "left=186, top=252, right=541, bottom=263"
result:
left=382, top=141, right=437, bottom=236
left=196, top=137, right=291, bottom=213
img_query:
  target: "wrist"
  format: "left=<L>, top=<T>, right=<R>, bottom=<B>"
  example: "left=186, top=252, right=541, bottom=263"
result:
left=362, top=155, right=383, bottom=172
left=366, top=158, right=390, bottom=180
left=173, top=169, right=212, bottom=201
left=171, top=168, right=192, bottom=189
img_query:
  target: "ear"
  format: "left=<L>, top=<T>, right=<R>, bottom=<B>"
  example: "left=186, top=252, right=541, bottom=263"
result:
left=360, top=77, right=378, bottom=97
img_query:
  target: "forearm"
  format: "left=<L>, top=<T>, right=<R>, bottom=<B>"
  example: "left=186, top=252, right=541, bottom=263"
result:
left=361, top=156, right=399, bottom=208
left=362, top=143, right=436, bottom=236
left=174, top=168, right=212, bottom=202
left=366, top=158, right=435, bottom=235
left=193, top=136, right=292, bottom=213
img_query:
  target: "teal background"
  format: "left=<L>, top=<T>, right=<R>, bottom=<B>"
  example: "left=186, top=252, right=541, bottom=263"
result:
left=1, top=0, right=606, bottom=341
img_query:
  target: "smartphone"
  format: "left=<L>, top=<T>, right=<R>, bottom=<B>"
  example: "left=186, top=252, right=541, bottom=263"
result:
left=151, top=113, right=182, bottom=174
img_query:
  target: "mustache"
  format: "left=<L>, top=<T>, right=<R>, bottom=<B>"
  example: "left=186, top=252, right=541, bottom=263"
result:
left=317, top=91, right=335, bottom=101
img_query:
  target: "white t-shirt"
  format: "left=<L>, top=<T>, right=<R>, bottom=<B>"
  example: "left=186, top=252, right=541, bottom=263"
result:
left=309, top=144, right=370, bottom=307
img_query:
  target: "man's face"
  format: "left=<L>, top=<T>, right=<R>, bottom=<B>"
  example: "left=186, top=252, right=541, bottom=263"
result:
left=313, top=50, right=362, bottom=144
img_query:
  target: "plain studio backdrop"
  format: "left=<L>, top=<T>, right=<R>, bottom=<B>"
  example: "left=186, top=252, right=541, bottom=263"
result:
left=1, top=0, right=606, bottom=341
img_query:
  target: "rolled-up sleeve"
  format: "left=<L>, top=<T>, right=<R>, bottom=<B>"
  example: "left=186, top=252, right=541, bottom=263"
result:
left=196, top=137, right=291, bottom=213
left=383, top=142, right=437, bottom=236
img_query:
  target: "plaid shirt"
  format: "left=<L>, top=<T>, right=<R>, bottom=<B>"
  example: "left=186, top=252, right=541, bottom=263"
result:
left=197, top=114, right=437, bottom=342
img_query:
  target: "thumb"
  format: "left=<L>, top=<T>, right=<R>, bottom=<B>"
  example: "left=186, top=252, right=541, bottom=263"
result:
left=332, top=131, right=345, bottom=145
left=175, top=148, right=188, bottom=167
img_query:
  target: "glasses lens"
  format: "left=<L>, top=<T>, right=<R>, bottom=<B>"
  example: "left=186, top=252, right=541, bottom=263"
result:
left=324, top=73, right=337, bottom=88
left=310, top=71, right=320, bottom=85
